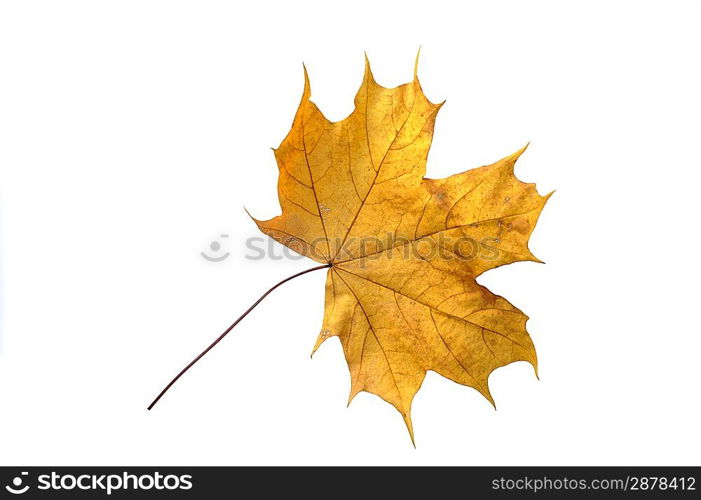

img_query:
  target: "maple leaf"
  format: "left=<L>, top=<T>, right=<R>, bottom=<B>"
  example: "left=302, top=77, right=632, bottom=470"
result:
left=252, top=54, right=551, bottom=444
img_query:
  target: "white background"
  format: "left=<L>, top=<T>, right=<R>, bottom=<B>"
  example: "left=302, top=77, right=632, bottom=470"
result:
left=1, top=0, right=699, bottom=466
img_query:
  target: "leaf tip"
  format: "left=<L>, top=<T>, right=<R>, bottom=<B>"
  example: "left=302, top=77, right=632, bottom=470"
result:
left=413, top=46, right=422, bottom=82
left=347, top=384, right=363, bottom=407
left=243, top=206, right=257, bottom=224
left=476, top=381, right=497, bottom=410
left=403, top=413, right=416, bottom=447
left=527, top=251, right=546, bottom=264
left=514, top=142, right=530, bottom=160
left=486, top=391, right=497, bottom=410
left=363, top=51, right=375, bottom=84
left=301, top=62, right=311, bottom=101
left=311, top=333, right=325, bottom=358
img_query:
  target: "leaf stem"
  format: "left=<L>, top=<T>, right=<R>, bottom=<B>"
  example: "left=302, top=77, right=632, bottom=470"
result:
left=147, top=262, right=332, bottom=410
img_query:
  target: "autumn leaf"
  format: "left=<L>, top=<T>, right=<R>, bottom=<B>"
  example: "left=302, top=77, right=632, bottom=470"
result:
left=251, top=54, right=551, bottom=444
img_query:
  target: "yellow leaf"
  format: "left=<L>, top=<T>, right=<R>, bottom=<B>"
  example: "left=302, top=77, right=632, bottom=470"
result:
left=253, top=54, right=550, bottom=444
